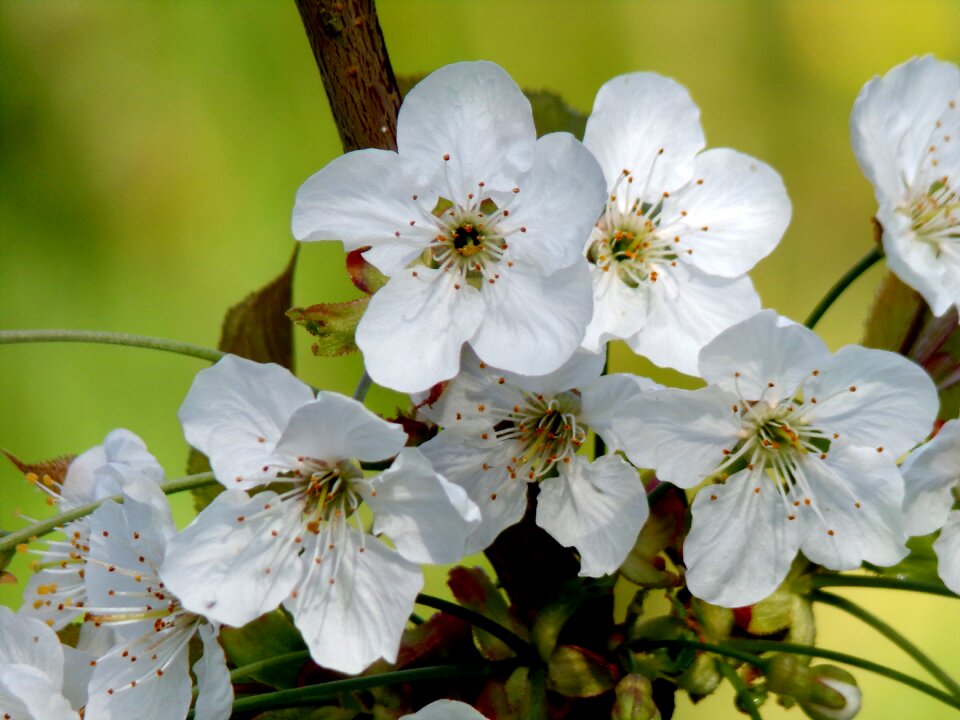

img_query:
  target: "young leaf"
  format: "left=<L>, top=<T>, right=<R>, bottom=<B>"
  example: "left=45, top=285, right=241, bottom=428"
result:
left=448, top=566, right=530, bottom=661
left=3, top=450, right=75, bottom=492
left=287, top=298, right=369, bottom=357
left=221, top=609, right=308, bottom=690
left=547, top=644, right=617, bottom=698
left=346, top=248, right=388, bottom=295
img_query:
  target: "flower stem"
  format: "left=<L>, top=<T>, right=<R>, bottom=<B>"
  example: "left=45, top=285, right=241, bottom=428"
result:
left=717, top=660, right=764, bottom=720
left=415, top=592, right=538, bottom=663
left=223, top=662, right=500, bottom=715
left=730, top=638, right=960, bottom=711
left=0, top=472, right=217, bottom=557
left=809, top=574, right=958, bottom=598
left=813, top=590, right=960, bottom=699
left=803, top=246, right=883, bottom=330
left=229, top=650, right=311, bottom=683
left=631, top=638, right=769, bottom=669
left=0, top=329, right=224, bottom=363
left=352, top=370, right=373, bottom=402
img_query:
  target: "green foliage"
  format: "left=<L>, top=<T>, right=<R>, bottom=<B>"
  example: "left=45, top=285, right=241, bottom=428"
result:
left=288, top=299, right=369, bottom=357
left=547, top=644, right=617, bottom=698
left=221, top=610, right=308, bottom=689
left=448, top=566, right=530, bottom=661
left=525, top=89, right=588, bottom=140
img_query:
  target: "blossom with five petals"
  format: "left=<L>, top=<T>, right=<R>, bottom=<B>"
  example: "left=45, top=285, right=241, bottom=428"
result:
left=419, top=349, right=654, bottom=576
left=615, top=311, right=938, bottom=606
left=851, top=55, right=960, bottom=316
left=580, top=72, right=791, bottom=375
left=160, top=355, right=480, bottom=674
left=292, top=61, right=606, bottom=392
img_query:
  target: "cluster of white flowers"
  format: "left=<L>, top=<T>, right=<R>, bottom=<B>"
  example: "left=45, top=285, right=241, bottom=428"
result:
left=6, top=55, right=960, bottom=720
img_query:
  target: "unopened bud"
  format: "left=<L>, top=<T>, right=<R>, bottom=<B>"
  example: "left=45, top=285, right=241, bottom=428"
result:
left=612, top=674, right=661, bottom=720
left=800, top=666, right=861, bottom=720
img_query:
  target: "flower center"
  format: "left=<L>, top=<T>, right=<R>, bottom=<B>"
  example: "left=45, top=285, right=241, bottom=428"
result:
left=903, top=176, right=960, bottom=249
left=586, top=170, right=679, bottom=287
left=495, top=390, right=586, bottom=481
left=295, top=459, right=364, bottom=531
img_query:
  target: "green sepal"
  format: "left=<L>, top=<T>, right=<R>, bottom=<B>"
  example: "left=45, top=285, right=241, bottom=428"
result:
left=620, top=485, right=685, bottom=589
left=612, top=674, right=662, bottom=720
left=221, top=609, right=307, bottom=689
left=547, top=644, right=617, bottom=698
left=531, top=577, right=613, bottom=661
left=346, top=248, right=388, bottom=295
left=287, top=297, right=369, bottom=357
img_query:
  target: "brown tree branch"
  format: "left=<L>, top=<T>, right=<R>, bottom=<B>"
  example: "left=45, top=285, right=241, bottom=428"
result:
left=295, top=0, right=401, bottom=152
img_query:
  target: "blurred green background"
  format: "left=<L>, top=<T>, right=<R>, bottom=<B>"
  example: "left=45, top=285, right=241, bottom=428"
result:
left=2, top=1, right=959, bottom=718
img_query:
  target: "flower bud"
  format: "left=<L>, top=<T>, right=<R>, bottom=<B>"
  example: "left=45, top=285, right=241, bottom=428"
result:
left=799, top=666, right=861, bottom=720
left=612, top=674, right=661, bottom=720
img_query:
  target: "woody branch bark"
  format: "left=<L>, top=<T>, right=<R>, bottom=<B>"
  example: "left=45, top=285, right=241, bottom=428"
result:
left=295, top=0, right=401, bottom=152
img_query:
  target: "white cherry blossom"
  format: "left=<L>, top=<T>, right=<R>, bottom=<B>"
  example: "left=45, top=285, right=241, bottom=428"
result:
left=292, top=61, right=606, bottom=393
left=851, top=55, right=960, bottom=316
left=81, top=474, right=232, bottom=720
left=19, top=430, right=163, bottom=632
left=418, top=348, right=655, bottom=577
left=581, top=72, right=791, bottom=375
left=901, top=418, right=960, bottom=593
left=616, top=311, right=938, bottom=606
left=160, top=355, right=480, bottom=674
left=0, top=606, right=91, bottom=720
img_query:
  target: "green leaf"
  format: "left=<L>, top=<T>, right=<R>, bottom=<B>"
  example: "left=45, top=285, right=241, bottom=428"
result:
left=867, top=534, right=946, bottom=587
left=220, top=610, right=307, bottom=689
left=253, top=709, right=357, bottom=720
left=531, top=577, right=612, bottom=661
left=547, top=644, right=617, bottom=698
left=478, top=666, right=548, bottom=720
left=219, top=247, right=298, bottom=367
left=525, top=89, right=588, bottom=139
left=448, top=566, right=530, bottom=661
left=287, top=298, right=369, bottom=357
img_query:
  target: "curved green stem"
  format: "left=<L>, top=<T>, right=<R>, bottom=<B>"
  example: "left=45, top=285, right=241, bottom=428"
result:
left=813, top=591, right=960, bottom=699
left=731, top=638, right=960, bottom=711
left=809, top=574, right=958, bottom=598
left=0, top=472, right=217, bottom=556
left=230, top=650, right=311, bottom=683
left=631, top=638, right=768, bottom=670
left=0, top=329, right=224, bottom=363
left=225, top=662, right=499, bottom=715
left=804, top=246, right=883, bottom=330
left=352, top=370, right=373, bottom=402
left=718, top=661, right=763, bottom=720
left=415, top=593, right=537, bottom=663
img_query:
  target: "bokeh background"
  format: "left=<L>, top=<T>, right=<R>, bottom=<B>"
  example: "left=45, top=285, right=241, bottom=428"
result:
left=2, top=2, right=959, bottom=718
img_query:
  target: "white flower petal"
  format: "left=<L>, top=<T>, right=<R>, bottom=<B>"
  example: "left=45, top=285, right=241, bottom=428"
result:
left=584, top=72, right=704, bottom=195
left=469, top=259, right=593, bottom=377
left=582, top=262, right=653, bottom=352
left=627, top=263, right=761, bottom=376
left=803, top=345, right=937, bottom=456
left=698, top=310, right=829, bottom=401
left=614, top=386, right=742, bottom=488
left=58, top=645, right=94, bottom=713
left=797, top=447, right=907, bottom=571
left=60, top=443, right=108, bottom=509
left=685, top=472, right=801, bottom=607
left=419, top=433, right=530, bottom=554
left=661, top=149, right=790, bottom=278
left=285, top=531, right=422, bottom=675
left=194, top=624, right=233, bottom=720
left=179, top=355, right=315, bottom=490
left=0, top=607, right=66, bottom=688
left=902, top=420, right=960, bottom=536
left=0, top=665, right=77, bottom=720
left=579, top=373, right=659, bottom=453
left=292, top=149, right=422, bottom=248
left=84, top=630, right=192, bottom=720
left=365, top=448, right=480, bottom=564
left=397, top=61, right=536, bottom=198
left=536, top=455, right=648, bottom=577
left=356, top=268, right=484, bottom=393
left=851, top=55, right=960, bottom=203
left=159, top=490, right=304, bottom=627
left=401, top=699, right=490, bottom=720
left=933, top=511, right=960, bottom=594
left=275, top=393, right=406, bottom=463
left=505, top=132, right=607, bottom=276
